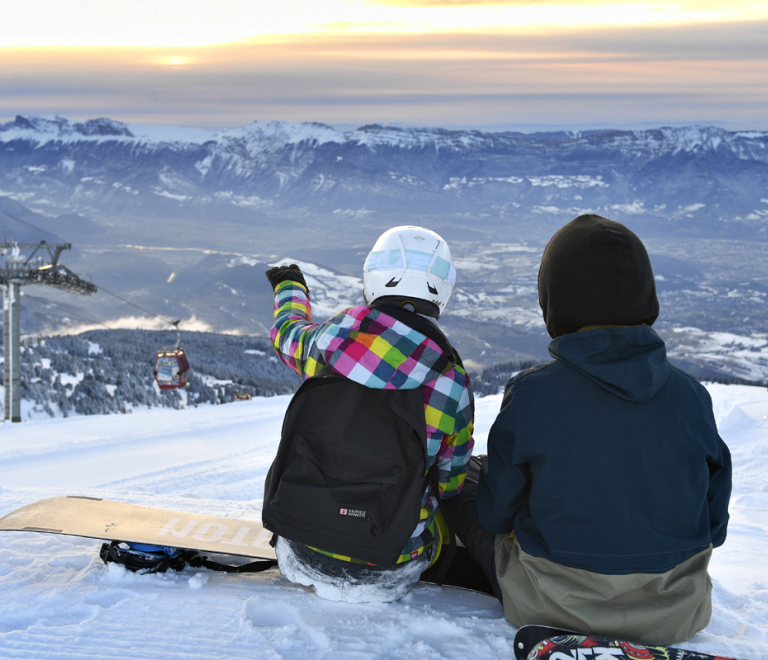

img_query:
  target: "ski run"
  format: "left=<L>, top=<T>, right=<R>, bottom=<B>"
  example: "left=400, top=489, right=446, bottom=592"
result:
left=0, top=384, right=766, bottom=660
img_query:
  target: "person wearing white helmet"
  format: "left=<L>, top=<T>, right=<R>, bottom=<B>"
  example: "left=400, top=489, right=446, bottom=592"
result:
left=263, top=226, right=474, bottom=602
left=362, top=225, right=456, bottom=318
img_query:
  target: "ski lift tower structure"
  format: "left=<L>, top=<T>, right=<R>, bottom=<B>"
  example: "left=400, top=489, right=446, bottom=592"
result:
left=1, top=241, right=96, bottom=422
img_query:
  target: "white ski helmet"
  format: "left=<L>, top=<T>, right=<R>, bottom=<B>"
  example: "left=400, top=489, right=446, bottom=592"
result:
left=363, top=226, right=456, bottom=316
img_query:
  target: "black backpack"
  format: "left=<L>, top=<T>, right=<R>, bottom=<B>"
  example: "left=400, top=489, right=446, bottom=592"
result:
left=262, top=306, right=456, bottom=569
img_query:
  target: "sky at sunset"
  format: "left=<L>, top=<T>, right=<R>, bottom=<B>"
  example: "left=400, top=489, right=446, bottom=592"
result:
left=1, top=0, right=766, bottom=131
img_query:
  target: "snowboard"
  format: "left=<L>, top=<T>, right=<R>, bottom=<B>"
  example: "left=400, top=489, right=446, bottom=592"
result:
left=0, top=496, right=276, bottom=559
left=514, top=624, right=744, bottom=660
left=0, top=496, right=496, bottom=594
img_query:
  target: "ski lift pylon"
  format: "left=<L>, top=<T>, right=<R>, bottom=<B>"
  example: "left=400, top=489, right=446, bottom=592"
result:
left=153, top=320, right=190, bottom=389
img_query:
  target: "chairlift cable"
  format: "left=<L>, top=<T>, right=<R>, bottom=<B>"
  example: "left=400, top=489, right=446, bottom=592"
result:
left=28, top=285, right=278, bottom=401
left=95, top=281, right=271, bottom=362
left=23, top=293, right=113, bottom=330
left=34, top=278, right=274, bottom=392
left=76, top=280, right=188, bottom=389
left=33, top=281, right=268, bottom=365
left=93, top=283, right=178, bottom=328
left=87, top=280, right=265, bottom=357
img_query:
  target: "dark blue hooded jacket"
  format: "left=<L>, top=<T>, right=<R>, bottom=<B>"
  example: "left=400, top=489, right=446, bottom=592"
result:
left=476, top=325, right=731, bottom=575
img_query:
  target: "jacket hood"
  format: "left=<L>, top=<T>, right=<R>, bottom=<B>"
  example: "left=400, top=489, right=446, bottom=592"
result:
left=549, top=325, right=671, bottom=402
left=538, top=214, right=659, bottom=339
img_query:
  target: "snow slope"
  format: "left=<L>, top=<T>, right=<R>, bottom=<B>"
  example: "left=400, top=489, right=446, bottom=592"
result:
left=0, top=385, right=766, bottom=660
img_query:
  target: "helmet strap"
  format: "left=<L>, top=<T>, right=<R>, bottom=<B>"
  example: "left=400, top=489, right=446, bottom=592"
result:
left=371, top=296, right=441, bottom=319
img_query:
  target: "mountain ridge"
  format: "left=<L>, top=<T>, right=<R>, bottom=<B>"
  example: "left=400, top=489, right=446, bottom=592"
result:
left=4, top=114, right=767, bottom=151
left=2, top=114, right=767, bottom=235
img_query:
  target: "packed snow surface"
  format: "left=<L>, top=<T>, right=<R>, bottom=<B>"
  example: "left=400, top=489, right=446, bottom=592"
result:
left=0, top=385, right=766, bottom=659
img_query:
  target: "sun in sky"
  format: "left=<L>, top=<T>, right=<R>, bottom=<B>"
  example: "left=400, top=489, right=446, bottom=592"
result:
left=1, top=0, right=767, bottom=130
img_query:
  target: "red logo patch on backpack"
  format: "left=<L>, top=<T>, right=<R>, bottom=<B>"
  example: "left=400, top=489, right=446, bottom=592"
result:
left=339, top=507, right=366, bottom=519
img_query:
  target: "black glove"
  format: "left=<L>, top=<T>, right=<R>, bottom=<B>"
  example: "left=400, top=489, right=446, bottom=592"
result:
left=265, top=264, right=308, bottom=291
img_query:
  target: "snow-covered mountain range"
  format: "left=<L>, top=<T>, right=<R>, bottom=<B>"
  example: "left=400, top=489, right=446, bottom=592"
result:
left=2, top=115, right=768, bottom=234
left=1, top=114, right=767, bottom=382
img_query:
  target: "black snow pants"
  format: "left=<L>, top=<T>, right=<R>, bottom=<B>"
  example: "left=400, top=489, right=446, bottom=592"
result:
left=442, top=454, right=503, bottom=602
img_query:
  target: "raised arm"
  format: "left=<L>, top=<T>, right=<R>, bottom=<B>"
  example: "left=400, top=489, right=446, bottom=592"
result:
left=266, top=266, right=325, bottom=379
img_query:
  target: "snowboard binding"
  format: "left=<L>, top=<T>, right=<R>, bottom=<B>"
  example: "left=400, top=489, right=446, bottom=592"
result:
left=100, top=541, right=188, bottom=574
left=100, top=540, right=278, bottom=575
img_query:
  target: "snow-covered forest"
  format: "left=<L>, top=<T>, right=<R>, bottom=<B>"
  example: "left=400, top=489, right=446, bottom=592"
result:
left=6, top=329, right=301, bottom=419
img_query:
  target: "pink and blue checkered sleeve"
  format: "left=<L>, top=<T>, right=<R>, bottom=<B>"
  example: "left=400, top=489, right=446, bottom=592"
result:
left=269, top=281, right=326, bottom=378
left=424, top=364, right=475, bottom=498
left=439, top=371, right=475, bottom=497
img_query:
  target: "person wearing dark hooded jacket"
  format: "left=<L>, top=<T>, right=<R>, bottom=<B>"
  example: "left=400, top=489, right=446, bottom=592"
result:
left=446, top=214, right=731, bottom=646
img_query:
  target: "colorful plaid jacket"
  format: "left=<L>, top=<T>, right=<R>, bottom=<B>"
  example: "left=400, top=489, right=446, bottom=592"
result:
left=270, top=280, right=475, bottom=563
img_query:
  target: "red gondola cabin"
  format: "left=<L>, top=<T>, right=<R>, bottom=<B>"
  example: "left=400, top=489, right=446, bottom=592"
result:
left=154, top=348, right=190, bottom=389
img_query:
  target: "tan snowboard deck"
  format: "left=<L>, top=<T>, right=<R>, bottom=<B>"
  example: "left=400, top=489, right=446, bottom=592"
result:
left=0, top=496, right=276, bottom=559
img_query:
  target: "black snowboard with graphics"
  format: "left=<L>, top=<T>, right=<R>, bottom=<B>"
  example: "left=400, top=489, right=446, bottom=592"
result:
left=514, top=625, right=743, bottom=660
